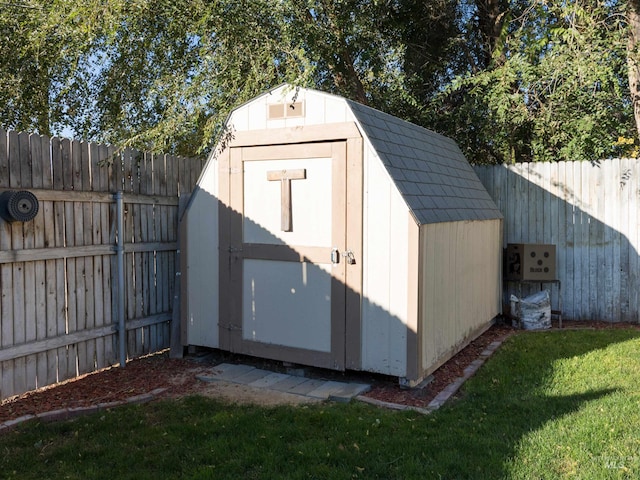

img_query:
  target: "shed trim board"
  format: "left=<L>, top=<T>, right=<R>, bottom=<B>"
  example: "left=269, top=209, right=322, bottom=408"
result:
left=218, top=130, right=364, bottom=370
left=228, top=122, right=362, bottom=148
left=405, top=213, right=421, bottom=382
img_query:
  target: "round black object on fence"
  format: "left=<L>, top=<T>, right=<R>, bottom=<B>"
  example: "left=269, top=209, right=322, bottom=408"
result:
left=0, top=190, right=39, bottom=222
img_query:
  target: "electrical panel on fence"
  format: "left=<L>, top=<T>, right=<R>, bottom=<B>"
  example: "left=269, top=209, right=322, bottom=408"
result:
left=505, top=243, right=556, bottom=281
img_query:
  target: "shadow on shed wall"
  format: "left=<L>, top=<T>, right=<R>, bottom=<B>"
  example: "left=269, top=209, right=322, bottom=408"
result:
left=182, top=188, right=638, bottom=478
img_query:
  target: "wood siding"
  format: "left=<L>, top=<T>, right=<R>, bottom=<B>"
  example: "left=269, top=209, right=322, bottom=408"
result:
left=419, top=219, right=502, bottom=375
left=360, top=143, right=409, bottom=377
left=475, top=159, right=639, bottom=322
left=0, top=129, right=204, bottom=402
left=185, top=85, right=504, bottom=382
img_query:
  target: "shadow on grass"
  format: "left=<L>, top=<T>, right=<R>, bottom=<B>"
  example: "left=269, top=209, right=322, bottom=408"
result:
left=417, top=329, right=639, bottom=478
left=1, top=330, right=638, bottom=480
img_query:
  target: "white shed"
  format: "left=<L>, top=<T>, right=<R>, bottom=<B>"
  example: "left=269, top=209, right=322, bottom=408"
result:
left=181, top=85, right=502, bottom=384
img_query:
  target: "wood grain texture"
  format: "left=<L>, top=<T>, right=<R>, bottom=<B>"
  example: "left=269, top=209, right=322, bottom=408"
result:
left=475, top=159, right=640, bottom=322
left=0, top=129, right=203, bottom=401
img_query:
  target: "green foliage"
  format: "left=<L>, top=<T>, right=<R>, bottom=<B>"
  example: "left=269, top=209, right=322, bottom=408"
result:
left=0, top=0, right=637, bottom=162
left=426, top=0, right=636, bottom=164
left=0, top=0, right=315, bottom=155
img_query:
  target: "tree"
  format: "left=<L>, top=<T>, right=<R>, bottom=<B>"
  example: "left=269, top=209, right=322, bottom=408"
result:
left=419, top=0, right=635, bottom=164
left=0, top=2, right=70, bottom=136
left=0, top=0, right=315, bottom=155
left=0, top=0, right=637, bottom=163
left=628, top=0, right=640, bottom=141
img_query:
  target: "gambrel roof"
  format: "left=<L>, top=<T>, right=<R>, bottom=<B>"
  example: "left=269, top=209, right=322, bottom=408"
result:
left=345, top=99, right=502, bottom=225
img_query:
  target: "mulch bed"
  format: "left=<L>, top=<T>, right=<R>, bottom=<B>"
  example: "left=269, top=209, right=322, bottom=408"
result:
left=2, top=320, right=636, bottom=424
left=363, top=323, right=514, bottom=408
left=0, top=356, right=208, bottom=424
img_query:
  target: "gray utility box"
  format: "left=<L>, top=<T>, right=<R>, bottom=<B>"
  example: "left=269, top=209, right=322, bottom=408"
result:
left=505, top=243, right=556, bottom=281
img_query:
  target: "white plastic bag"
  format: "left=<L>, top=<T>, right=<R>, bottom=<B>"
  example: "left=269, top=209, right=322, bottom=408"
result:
left=510, top=290, right=551, bottom=330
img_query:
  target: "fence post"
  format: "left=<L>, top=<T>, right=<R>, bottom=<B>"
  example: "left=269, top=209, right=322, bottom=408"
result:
left=115, top=191, right=126, bottom=367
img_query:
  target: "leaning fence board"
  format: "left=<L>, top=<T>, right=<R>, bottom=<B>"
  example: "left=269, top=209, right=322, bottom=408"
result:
left=0, top=128, right=203, bottom=401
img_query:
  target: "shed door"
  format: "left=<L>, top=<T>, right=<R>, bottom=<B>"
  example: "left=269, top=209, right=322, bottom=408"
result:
left=225, top=141, right=354, bottom=370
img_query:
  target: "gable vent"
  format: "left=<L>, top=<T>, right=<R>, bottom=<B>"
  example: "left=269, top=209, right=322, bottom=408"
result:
left=268, top=101, right=305, bottom=120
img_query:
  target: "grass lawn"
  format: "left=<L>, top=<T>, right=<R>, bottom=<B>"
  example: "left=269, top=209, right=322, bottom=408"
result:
left=2, top=329, right=640, bottom=479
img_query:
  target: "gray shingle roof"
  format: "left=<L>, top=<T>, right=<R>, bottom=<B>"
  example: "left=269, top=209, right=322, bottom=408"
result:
left=346, top=100, right=502, bottom=225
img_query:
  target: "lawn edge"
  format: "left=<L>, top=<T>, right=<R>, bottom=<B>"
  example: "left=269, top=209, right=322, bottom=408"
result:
left=0, top=387, right=168, bottom=434
left=355, top=333, right=514, bottom=414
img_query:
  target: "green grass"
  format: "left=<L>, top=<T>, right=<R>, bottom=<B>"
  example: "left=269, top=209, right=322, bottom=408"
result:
left=2, top=329, right=640, bottom=479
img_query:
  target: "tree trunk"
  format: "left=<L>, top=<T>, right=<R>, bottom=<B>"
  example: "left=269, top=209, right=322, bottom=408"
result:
left=628, top=1, right=640, bottom=141
left=476, top=0, right=509, bottom=68
left=313, top=1, right=368, bottom=105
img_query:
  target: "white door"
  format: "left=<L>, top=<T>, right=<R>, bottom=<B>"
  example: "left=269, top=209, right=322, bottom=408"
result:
left=224, top=141, right=350, bottom=370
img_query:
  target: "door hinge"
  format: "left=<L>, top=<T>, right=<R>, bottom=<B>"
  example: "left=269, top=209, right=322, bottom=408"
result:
left=228, top=245, right=243, bottom=253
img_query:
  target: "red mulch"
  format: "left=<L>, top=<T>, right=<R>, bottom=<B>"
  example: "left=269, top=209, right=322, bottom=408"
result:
left=2, top=320, right=636, bottom=423
left=363, top=323, right=514, bottom=408
left=0, top=356, right=209, bottom=424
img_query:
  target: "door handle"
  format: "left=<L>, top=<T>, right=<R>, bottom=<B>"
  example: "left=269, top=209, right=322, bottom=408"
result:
left=331, top=247, right=340, bottom=264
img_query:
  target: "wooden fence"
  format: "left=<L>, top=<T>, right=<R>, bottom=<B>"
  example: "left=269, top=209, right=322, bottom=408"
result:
left=0, top=129, right=204, bottom=401
left=475, top=158, right=640, bottom=323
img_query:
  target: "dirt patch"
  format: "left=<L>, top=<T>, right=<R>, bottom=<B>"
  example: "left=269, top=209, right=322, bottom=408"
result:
left=3, top=321, right=632, bottom=423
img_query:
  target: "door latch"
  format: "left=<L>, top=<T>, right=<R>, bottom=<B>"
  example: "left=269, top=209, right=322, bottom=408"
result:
left=342, top=249, right=356, bottom=265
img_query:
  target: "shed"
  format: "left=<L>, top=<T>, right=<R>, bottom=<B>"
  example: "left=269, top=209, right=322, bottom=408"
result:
left=181, top=85, right=503, bottom=384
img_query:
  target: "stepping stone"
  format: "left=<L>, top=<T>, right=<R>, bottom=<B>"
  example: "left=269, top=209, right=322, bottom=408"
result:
left=249, top=372, right=290, bottom=388
left=287, top=379, right=327, bottom=396
left=328, top=383, right=371, bottom=402
left=306, top=381, right=348, bottom=399
left=269, top=375, right=310, bottom=392
left=233, top=368, right=272, bottom=385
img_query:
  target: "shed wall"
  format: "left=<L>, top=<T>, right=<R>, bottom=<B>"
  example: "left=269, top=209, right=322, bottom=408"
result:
left=230, top=87, right=353, bottom=131
left=419, top=219, right=502, bottom=374
left=185, top=160, right=220, bottom=348
left=361, top=142, right=410, bottom=376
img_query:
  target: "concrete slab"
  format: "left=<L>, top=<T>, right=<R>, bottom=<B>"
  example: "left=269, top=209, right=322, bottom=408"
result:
left=328, top=383, right=371, bottom=402
left=287, top=379, right=327, bottom=396
left=233, top=368, right=272, bottom=385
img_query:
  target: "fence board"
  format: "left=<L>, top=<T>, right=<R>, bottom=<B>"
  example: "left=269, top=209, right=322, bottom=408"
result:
left=476, top=157, right=640, bottom=323
left=0, top=128, right=203, bottom=401
left=0, top=133, right=13, bottom=396
left=31, top=134, right=48, bottom=388
left=82, top=142, right=97, bottom=373
left=102, top=145, right=114, bottom=366
left=42, top=136, right=59, bottom=385
left=0, top=132, right=5, bottom=397
left=51, top=137, right=67, bottom=382
left=556, top=162, right=568, bottom=315
left=627, top=160, right=640, bottom=322
left=626, top=158, right=639, bottom=322
left=13, top=132, right=30, bottom=395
